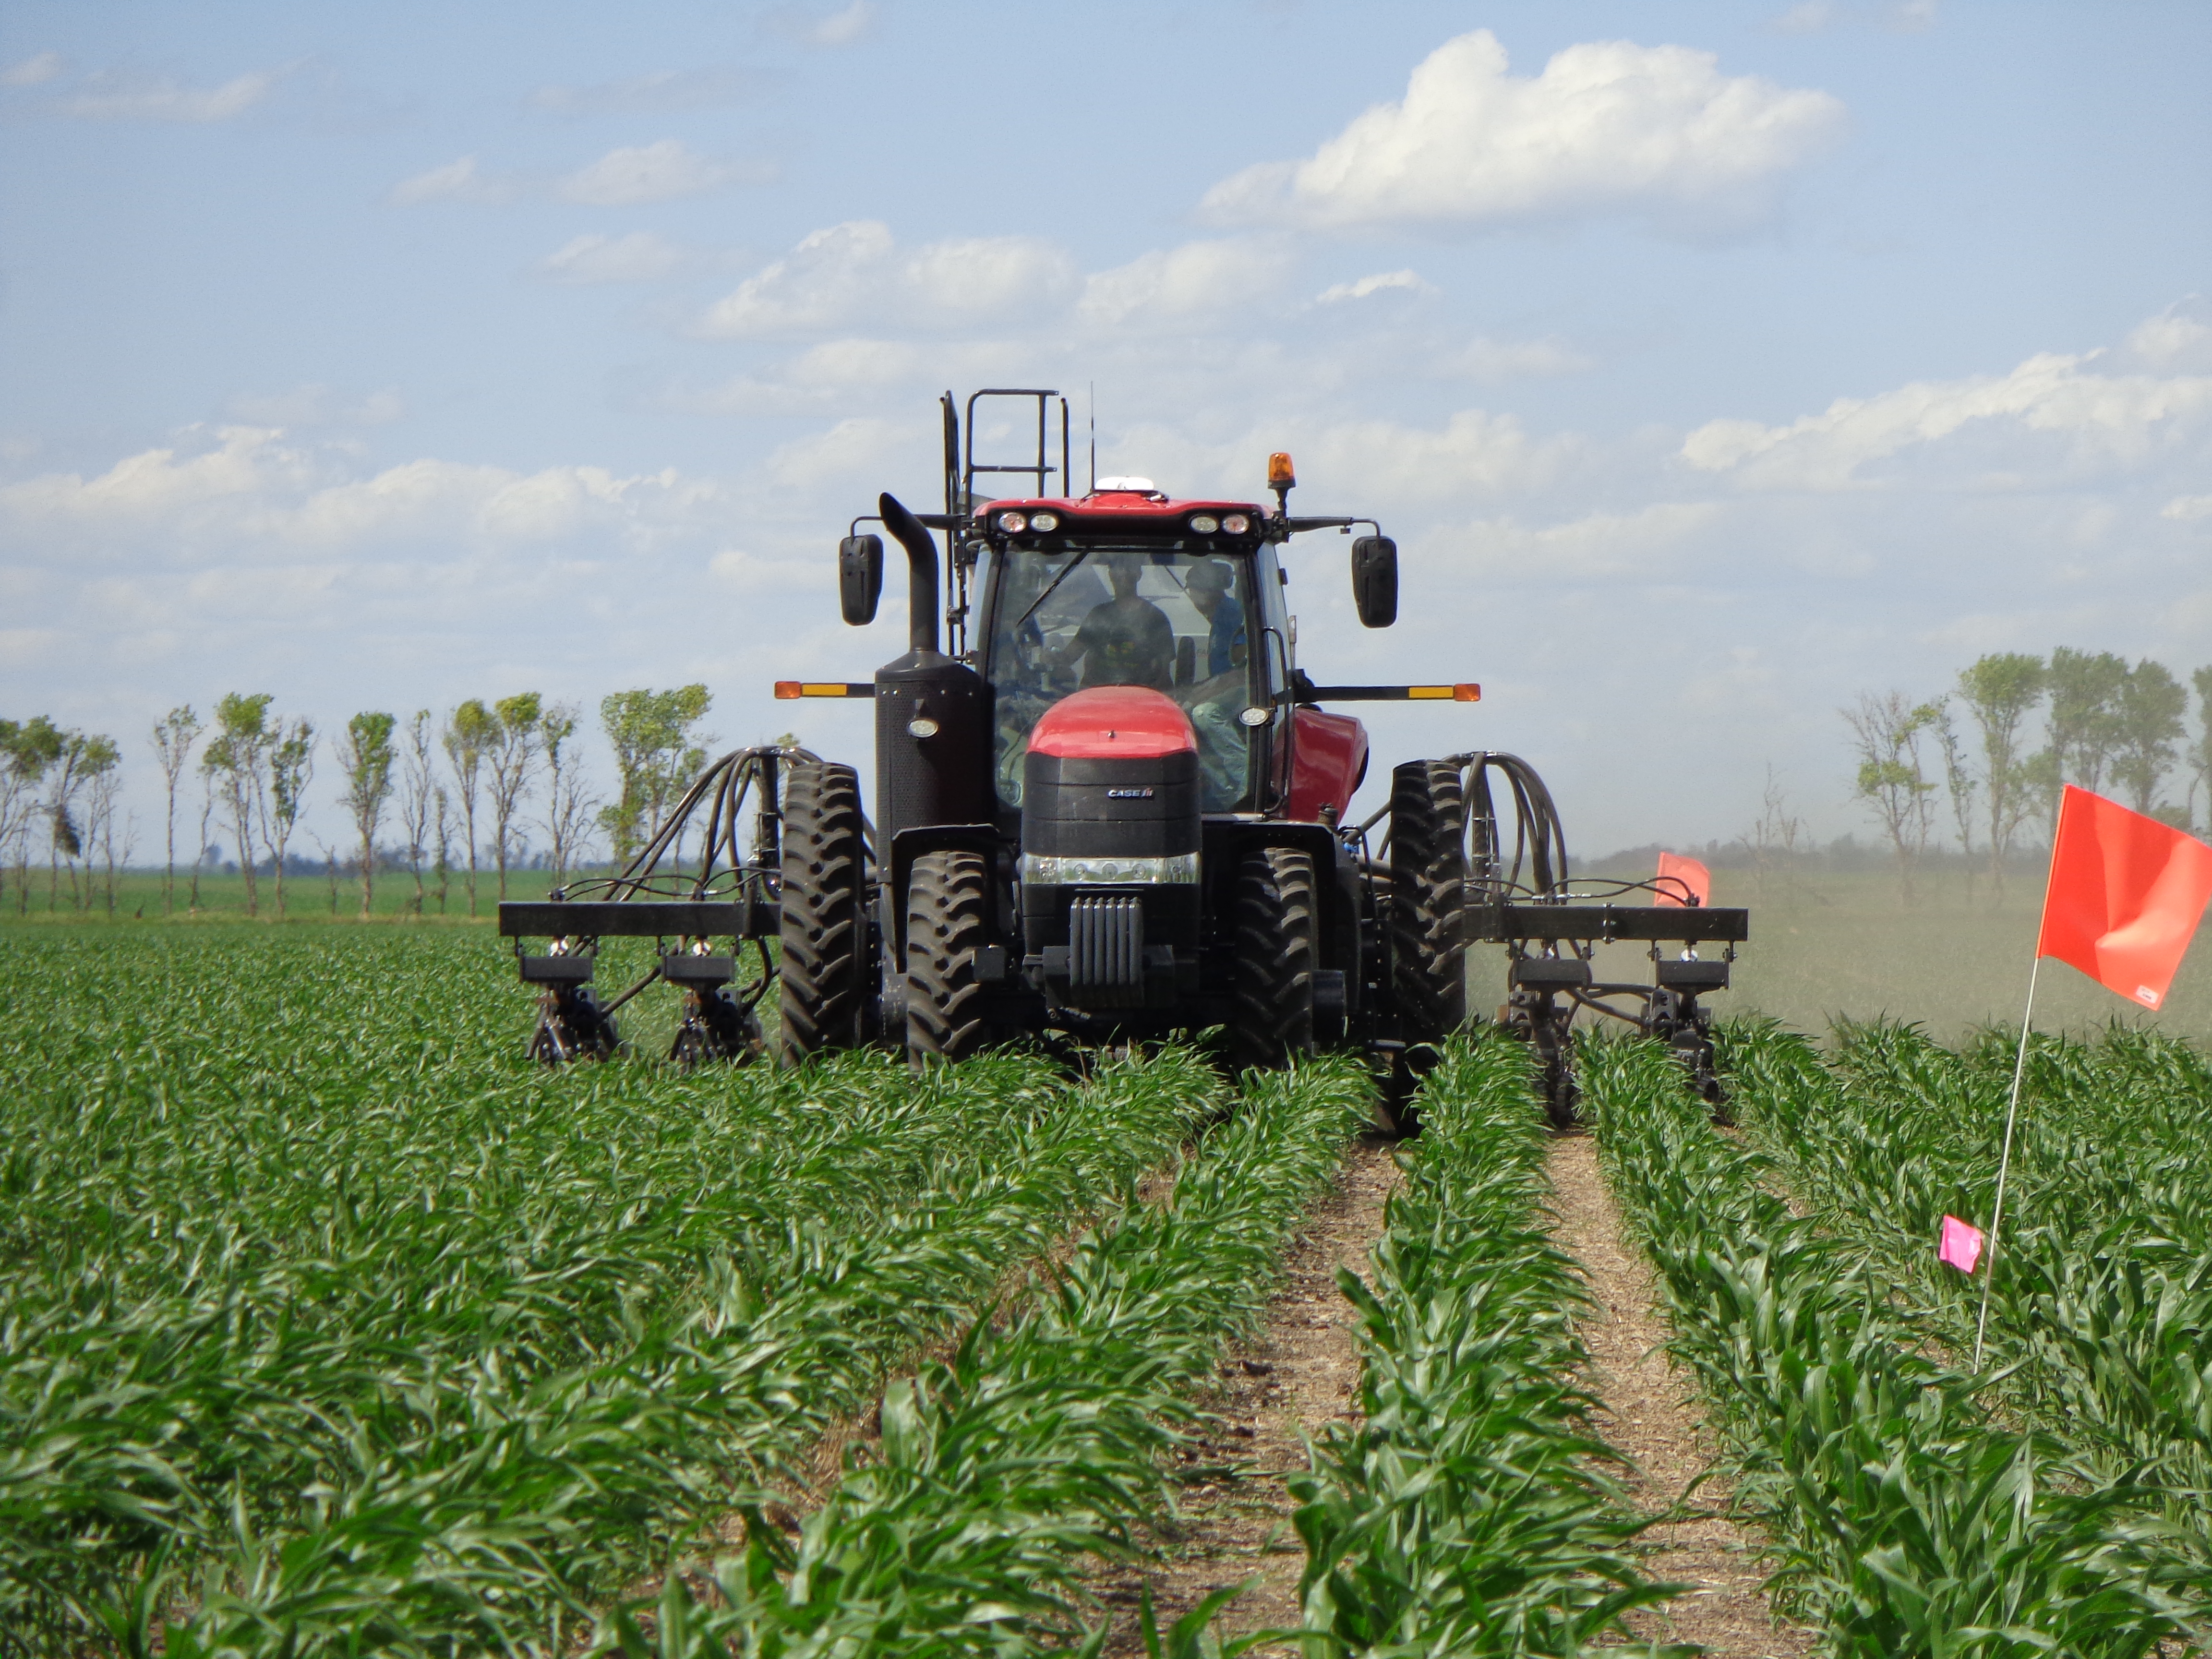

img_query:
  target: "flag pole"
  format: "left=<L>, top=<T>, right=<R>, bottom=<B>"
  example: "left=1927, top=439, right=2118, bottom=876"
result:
left=1973, top=950, right=2042, bottom=1370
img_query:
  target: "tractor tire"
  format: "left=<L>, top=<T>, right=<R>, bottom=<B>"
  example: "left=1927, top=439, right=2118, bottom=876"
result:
left=1227, top=845, right=1317, bottom=1072
left=1390, top=759, right=1466, bottom=1044
left=777, top=759, right=868, bottom=1065
left=905, top=849, right=992, bottom=1065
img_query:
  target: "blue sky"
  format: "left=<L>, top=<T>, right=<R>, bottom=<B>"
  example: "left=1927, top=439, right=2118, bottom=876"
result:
left=4, top=1, right=2209, bottom=855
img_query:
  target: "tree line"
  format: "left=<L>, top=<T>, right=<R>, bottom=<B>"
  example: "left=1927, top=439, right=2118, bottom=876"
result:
left=1845, top=649, right=2212, bottom=898
left=0, top=685, right=721, bottom=919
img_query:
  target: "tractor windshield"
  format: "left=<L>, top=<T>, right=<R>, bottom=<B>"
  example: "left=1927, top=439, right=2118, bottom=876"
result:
left=984, top=547, right=1258, bottom=813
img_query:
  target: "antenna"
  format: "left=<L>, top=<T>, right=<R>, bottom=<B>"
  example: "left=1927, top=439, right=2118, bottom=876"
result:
left=1088, top=382, right=1097, bottom=494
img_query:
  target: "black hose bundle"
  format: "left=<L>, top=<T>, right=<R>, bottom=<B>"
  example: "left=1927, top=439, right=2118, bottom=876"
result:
left=1446, top=751, right=1570, bottom=904
left=560, top=743, right=828, bottom=906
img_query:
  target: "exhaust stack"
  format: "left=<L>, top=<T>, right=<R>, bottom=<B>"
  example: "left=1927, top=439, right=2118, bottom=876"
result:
left=878, top=493, right=940, bottom=655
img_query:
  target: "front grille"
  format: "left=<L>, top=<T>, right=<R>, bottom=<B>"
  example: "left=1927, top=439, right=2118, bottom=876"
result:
left=1068, top=894, right=1144, bottom=991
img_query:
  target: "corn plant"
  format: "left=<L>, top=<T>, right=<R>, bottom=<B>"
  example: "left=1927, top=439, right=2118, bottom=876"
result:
left=0, top=929, right=1222, bottom=1655
left=1722, top=1018, right=2212, bottom=1587
left=1585, top=1033, right=2211, bottom=1657
left=1291, top=1033, right=1690, bottom=1659
left=587, top=1059, right=1374, bottom=1658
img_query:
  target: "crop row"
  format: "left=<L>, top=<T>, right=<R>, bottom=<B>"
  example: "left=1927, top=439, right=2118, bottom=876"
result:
left=1585, top=1034, right=2209, bottom=1656
left=1292, top=1033, right=1679, bottom=1657
left=0, top=930, right=1225, bottom=1655
left=1724, top=1019, right=2212, bottom=1582
left=586, top=1058, right=1374, bottom=1658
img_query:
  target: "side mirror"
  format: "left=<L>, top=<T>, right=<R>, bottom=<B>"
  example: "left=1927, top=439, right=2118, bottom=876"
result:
left=1350, top=535, right=1397, bottom=628
left=839, top=534, right=883, bottom=626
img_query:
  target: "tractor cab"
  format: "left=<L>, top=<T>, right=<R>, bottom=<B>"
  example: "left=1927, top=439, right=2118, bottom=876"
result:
left=972, top=483, right=1287, bottom=816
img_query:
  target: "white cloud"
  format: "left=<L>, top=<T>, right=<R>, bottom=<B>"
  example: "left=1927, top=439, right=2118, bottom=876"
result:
left=1078, top=240, right=1291, bottom=328
left=539, top=231, right=685, bottom=285
left=1, top=51, right=61, bottom=87
left=224, top=385, right=406, bottom=427
left=1681, top=344, right=2212, bottom=490
left=0, top=427, right=709, bottom=554
left=1114, top=408, right=1569, bottom=508
left=1200, top=29, right=1845, bottom=234
left=700, top=221, right=1078, bottom=338
left=1431, top=337, right=1592, bottom=382
left=526, top=67, right=761, bottom=116
left=1315, top=270, right=1435, bottom=304
left=1453, top=502, right=1724, bottom=580
left=2165, top=494, right=2212, bottom=523
left=764, top=1, right=877, bottom=48
left=670, top=338, right=1038, bottom=414
left=61, top=66, right=283, bottom=122
left=557, top=139, right=767, bottom=206
left=389, top=155, right=515, bottom=206
left=1768, top=0, right=1937, bottom=34
left=2127, top=299, right=2212, bottom=371
left=1770, top=2, right=1836, bottom=33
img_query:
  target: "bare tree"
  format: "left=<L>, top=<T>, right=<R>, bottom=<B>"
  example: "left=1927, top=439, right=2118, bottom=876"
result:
left=432, top=784, right=453, bottom=914
left=1957, top=652, right=2045, bottom=894
left=204, top=694, right=275, bottom=915
left=311, top=832, right=343, bottom=914
left=2191, top=666, right=2212, bottom=834
left=539, top=701, right=598, bottom=884
left=1745, top=765, right=1808, bottom=902
left=1934, top=698, right=1978, bottom=902
left=189, top=776, right=215, bottom=913
left=92, top=770, right=134, bottom=916
left=397, top=710, right=435, bottom=914
left=1844, top=691, right=1941, bottom=904
left=263, top=717, right=315, bottom=920
left=488, top=692, right=542, bottom=900
left=442, top=700, right=497, bottom=916
left=336, top=711, right=398, bottom=918
left=151, top=706, right=202, bottom=915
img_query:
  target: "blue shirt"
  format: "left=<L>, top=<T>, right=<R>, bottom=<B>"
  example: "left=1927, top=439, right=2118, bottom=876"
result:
left=1207, top=601, right=1247, bottom=677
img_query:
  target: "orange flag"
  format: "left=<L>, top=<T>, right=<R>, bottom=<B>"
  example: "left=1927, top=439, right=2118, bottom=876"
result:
left=1654, top=852, right=1711, bottom=908
left=2037, top=785, right=2212, bottom=1010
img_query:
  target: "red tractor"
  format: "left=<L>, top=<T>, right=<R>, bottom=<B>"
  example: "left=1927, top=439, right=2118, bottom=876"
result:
left=500, top=390, right=1747, bottom=1120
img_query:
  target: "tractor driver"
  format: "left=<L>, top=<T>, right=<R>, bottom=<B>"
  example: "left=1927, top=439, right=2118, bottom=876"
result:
left=1053, top=553, right=1176, bottom=691
left=1185, top=560, right=1247, bottom=678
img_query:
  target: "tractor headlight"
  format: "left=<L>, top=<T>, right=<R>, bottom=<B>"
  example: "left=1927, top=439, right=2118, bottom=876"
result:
left=1188, top=513, right=1220, bottom=534
left=1221, top=512, right=1250, bottom=534
left=1029, top=510, right=1060, bottom=531
left=998, top=510, right=1029, bottom=533
left=1022, top=852, right=1199, bottom=886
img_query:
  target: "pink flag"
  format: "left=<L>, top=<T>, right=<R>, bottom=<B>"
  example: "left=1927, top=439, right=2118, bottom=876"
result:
left=1654, top=852, right=1711, bottom=908
left=1939, top=1214, right=1984, bottom=1274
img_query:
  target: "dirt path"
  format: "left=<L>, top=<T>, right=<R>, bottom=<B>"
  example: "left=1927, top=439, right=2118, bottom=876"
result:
left=1092, top=1136, right=1402, bottom=1654
left=1545, top=1132, right=1815, bottom=1658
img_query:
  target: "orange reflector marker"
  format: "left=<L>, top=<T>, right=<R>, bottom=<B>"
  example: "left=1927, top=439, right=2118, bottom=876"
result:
left=773, top=681, right=872, bottom=699
left=1455, top=683, right=1481, bottom=702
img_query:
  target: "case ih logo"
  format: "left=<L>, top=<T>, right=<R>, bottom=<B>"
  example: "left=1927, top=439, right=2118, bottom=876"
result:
left=1106, top=788, right=1155, bottom=799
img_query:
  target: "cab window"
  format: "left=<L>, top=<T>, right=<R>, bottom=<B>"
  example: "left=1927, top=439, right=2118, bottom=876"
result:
left=984, top=549, right=1257, bottom=813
